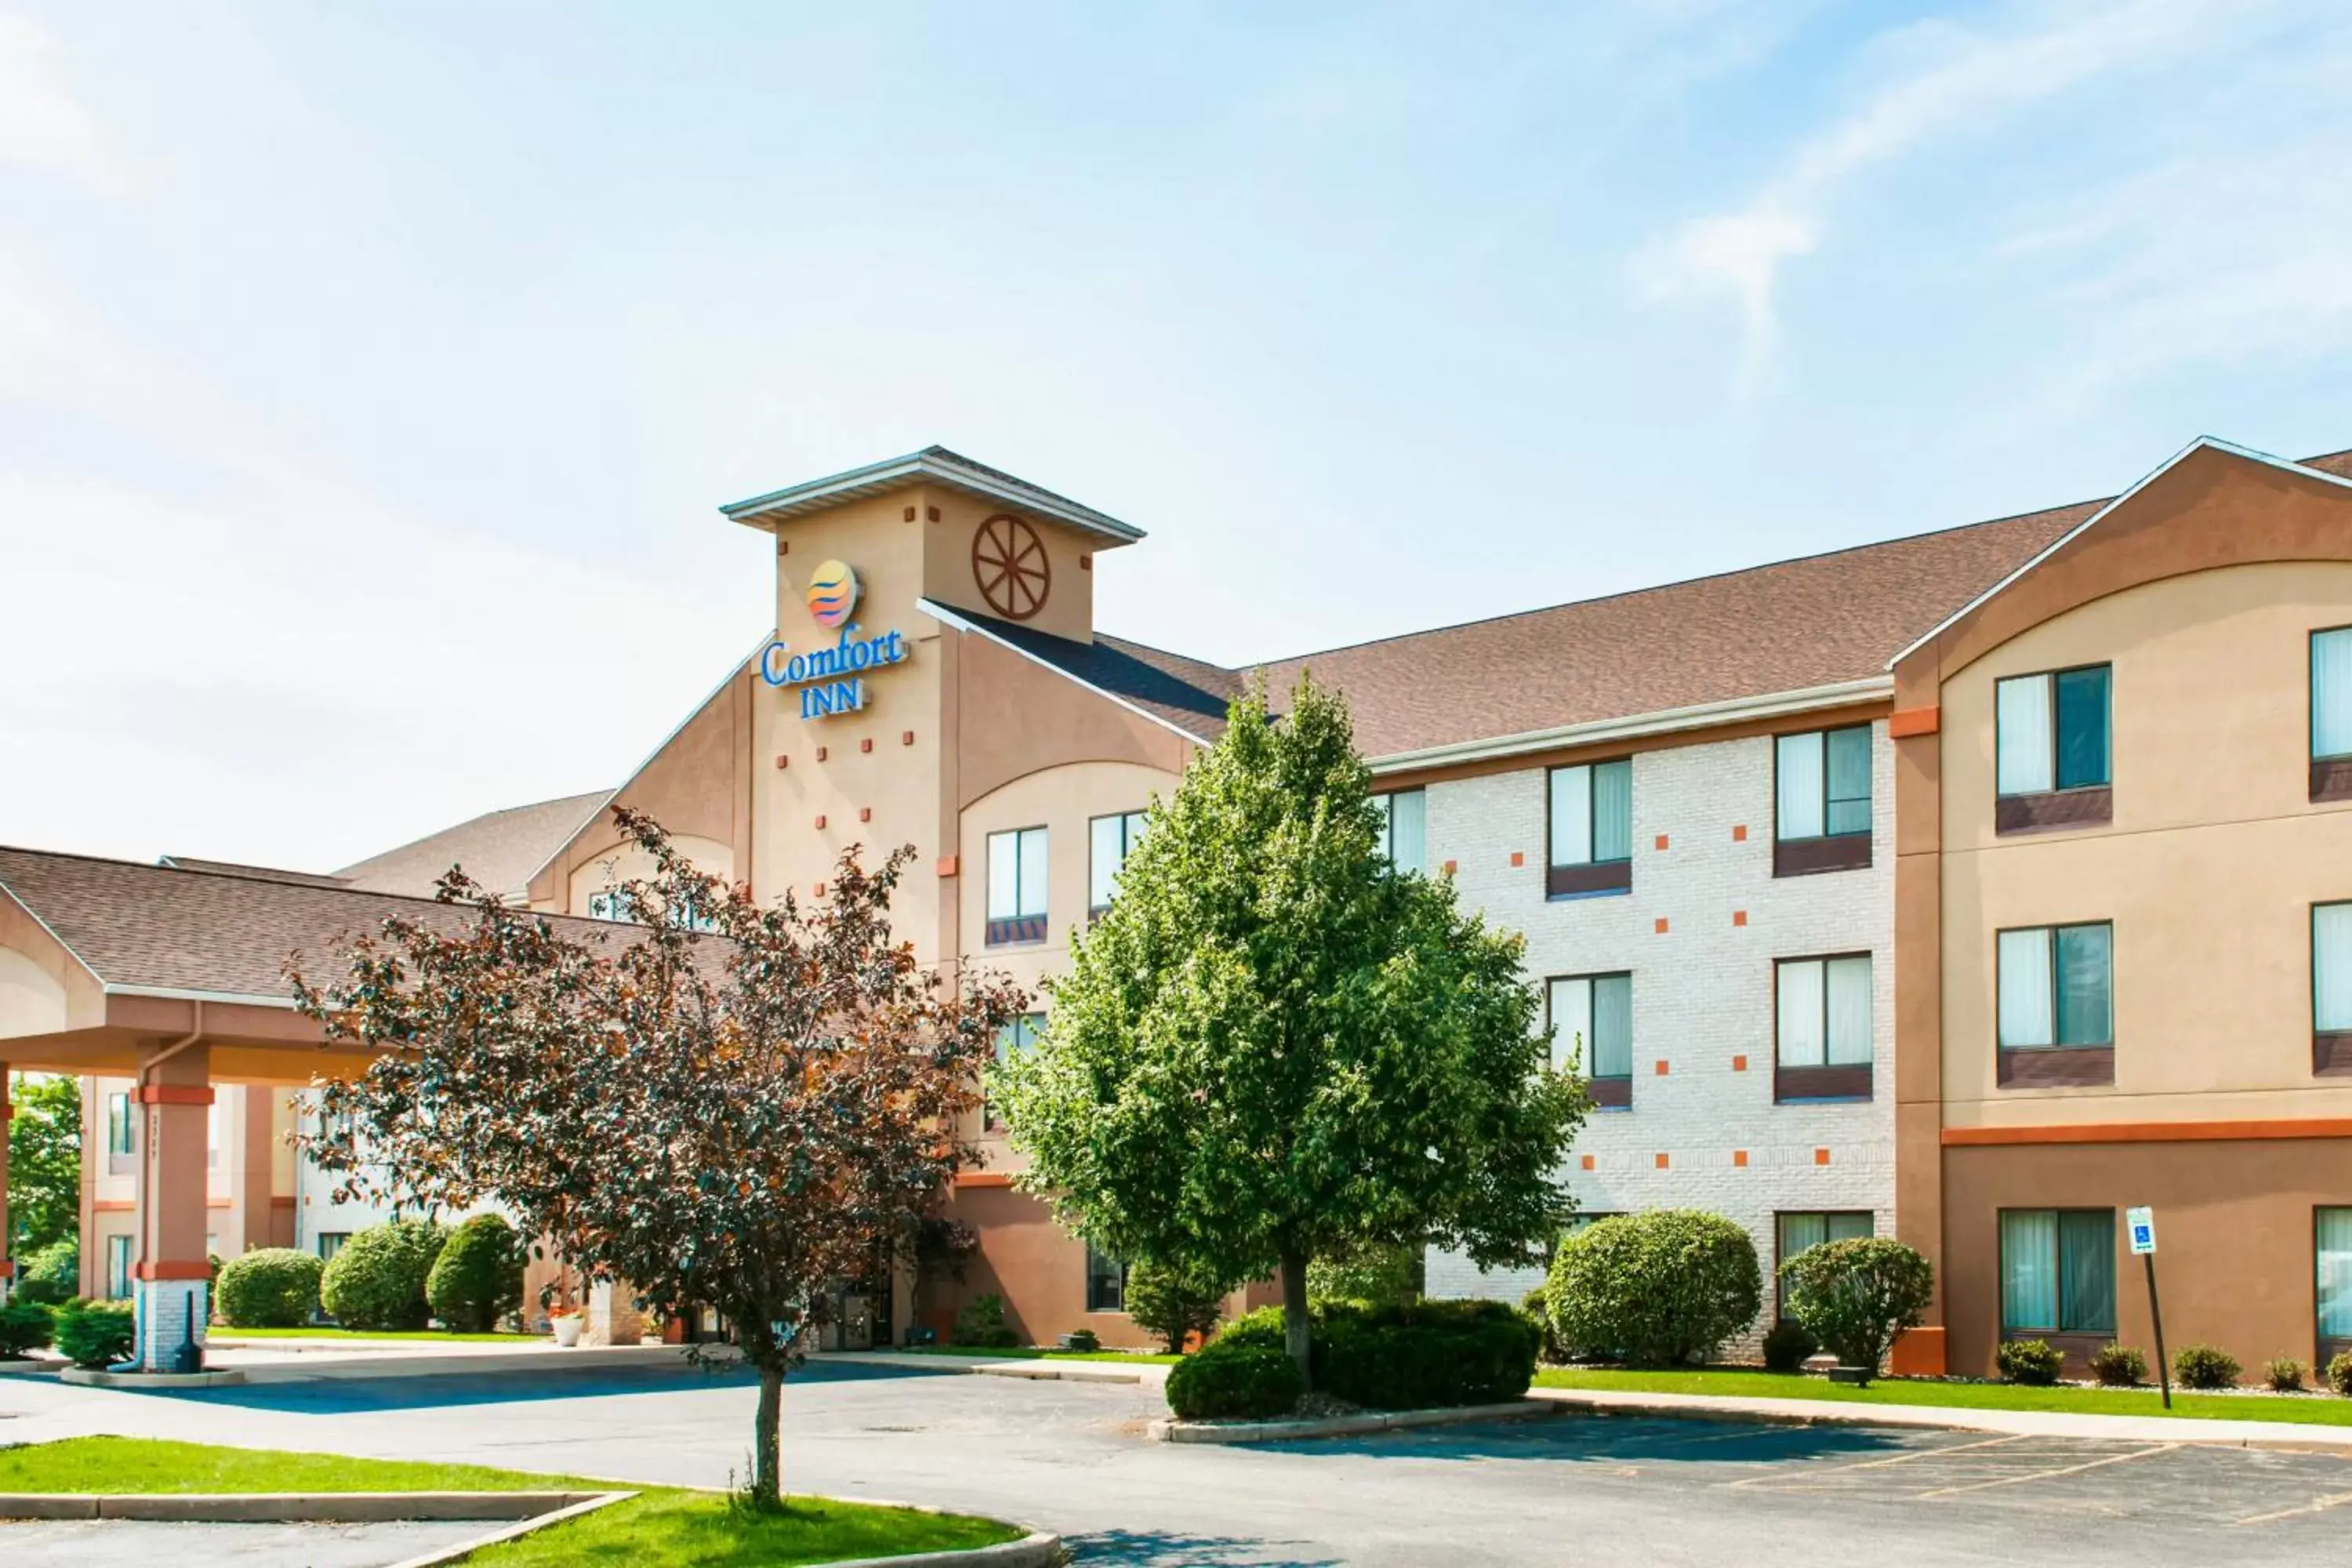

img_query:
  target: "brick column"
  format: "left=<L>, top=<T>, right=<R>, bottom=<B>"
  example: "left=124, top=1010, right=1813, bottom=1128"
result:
left=0, top=1065, right=13, bottom=1305
left=131, top=1044, right=213, bottom=1372
left=583, top=1279, right=642, bottom=1346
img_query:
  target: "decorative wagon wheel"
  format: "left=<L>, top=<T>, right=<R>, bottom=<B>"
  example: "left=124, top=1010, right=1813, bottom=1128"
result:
left=971, top=514, right=1051, bottom=621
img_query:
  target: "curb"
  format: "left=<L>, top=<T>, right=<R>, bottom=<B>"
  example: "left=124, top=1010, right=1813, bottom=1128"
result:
left=230, top=1345, right=723, bottom=1385
left=828, top=1349, right=1162, bottom=1387
left=811, top=1531, right=1064, bottom=1568
left=0, top=1490, right=622, bottom=1523
left=58, top=1367, right=247, bottom=1390
left=0, top=1356, right=67, bottom=1377
left=1149, top=1398, right=1560, bottom=1444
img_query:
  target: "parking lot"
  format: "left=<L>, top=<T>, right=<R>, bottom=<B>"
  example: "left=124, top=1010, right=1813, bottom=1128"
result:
left=7, top=1359, right=2352, bottom=1565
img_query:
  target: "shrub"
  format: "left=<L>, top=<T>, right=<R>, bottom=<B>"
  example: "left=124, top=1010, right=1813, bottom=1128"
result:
left=1062, top=1328, right=1100, bottom=1353
left=321, top=1220, right=448, bottom=1332
left=2263, top=1356, right=2307, bottom=1392
left=2173, top=1343, right=2241, bottom=1390
left=1997, top=1338, right=2063, bottom=1385
left=1777, top=1238, right=1933, bottom=1386
left=1306, top=1242, right=1423, bottom=1307
left=1165, top=1340, right=1305, bottom=1421
left=950, top=1292, right=1020, bottom=1348
left=1547, top=1210, right=1761, bottom=1367
left=1125, top=1258, right=1229, bottom=1354
left=16, top=1240, right=78, bottom=1307
left=53, top=1301, right=136, bottom=1370
left=0, top=1301, right=54, bottom=1357
left=1522, top=1287, right=1568, bottom=1363
left=2328, top=1350, right=2352, bottom=1398
left=1189, top=1299, right=1538, bottom=1411
left=215, top=1248, right=324, bottom=1329
left=426, top=1214, right=525, bottom=1332
left=1762, top=1319, right=1818, bottom=1374
left=2089, top=1343, right=2147, bottom=1387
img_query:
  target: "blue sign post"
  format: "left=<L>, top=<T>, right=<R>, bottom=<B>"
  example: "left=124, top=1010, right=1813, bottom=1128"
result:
left=2128, top=1206, right=2169, bottom=1410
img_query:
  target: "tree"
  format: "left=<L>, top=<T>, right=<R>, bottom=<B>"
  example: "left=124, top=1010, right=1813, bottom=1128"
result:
left=993, top=675, right=1588, bottom=1388
left=289, top=810, right=1023, bottom=1506
left=1778, top=1236, right=1933, bottom=1385
left=6, top=1073, right=79, bottom=1258
left=1123, top=1258, right=1229, bottom=1354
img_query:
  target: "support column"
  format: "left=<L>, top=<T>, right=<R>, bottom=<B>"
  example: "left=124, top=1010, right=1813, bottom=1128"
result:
left=0, top=1065, right=13, bottom=1305
left=583, top=1280, right=641, bottom=1346
left=131, top=1042, right=212, bottom=1372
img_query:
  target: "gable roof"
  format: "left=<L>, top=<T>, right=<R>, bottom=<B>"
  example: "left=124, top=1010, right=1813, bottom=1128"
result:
left=336, top=789, right=614, bottom=901
left=157, top=856, right=356, bottom=889
left=721, top=445, right=1145, bottom=546
left=920, top=599, right=1241, bottom=741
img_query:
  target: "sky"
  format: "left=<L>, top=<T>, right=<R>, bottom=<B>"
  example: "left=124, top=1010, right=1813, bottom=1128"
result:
left=5, top=0, right=2352, bottom=873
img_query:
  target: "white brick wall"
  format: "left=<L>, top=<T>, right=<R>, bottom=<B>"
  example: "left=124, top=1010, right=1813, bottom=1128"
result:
left=1424, top=723, right=1896, bottom=1351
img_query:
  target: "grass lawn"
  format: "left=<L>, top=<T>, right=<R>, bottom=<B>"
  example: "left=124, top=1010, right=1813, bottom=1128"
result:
left=1534, top=1366, right=2352, bottom=1428
left=205, top=1327, right=543, bottom=1344
left=0, top=1438, right=1023, bottom=1566
left=895, top=1344, right=1179, bottom=1365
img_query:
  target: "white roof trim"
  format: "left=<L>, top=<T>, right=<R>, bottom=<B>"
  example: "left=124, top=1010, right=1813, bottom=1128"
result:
left=103, top=982, right=297, bottom=1010
left=0, top=878, right=104, bottom=990
left=721, top=448, right=1144, bottom=545
left=1888, top=437, right=2352, bottom=672
left=1364, top=677, right=1893, bottom=775
left=919, top=597, right=1218, bottom=746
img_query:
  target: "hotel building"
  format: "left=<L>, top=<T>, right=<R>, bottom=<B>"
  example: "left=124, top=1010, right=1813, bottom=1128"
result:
left=2, top=437, right=2348, bottom=1377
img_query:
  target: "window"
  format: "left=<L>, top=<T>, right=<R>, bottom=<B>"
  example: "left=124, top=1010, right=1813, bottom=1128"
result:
left=107, top=1091, right=135, bottom=1157
left=1372, top=789, right=1427, bottom=875
left=2000, top=1209, right=2115, bottom=1337
left=315, top=1232, right=351, bottom=1264
left=1549, top=973, right=1632, bottom=1109
left=1777, top=1211, right=1874, bottom=1315
left=1775, top=955, right=1873, bottom=1101
left=106, top=1234, right=133, bottom=1299
left=1997, top=923, right=2114, bottom=1084
left=985, top=827, right=1049, bottom=946
left=1089, top=811, right=1146, bottom=916
left=586, top=887, right=716, bottom=931
left=2318, top=628, right=2352, bottom=800
left=2316, top=902, right=2352, bottom=1075
left=987, top=1013, right=1042, bottom=1130
left=207, top=1102, right=220, bottom=1168
left=1547, top=760, right=1632, bottom=897
left=2319, top=1207, right=2352, bottom=1363
left=1994, top=666, right=2112, bottom=833
left=1084, top=1243, right=1128, bottom=1313
left=1774, top=726, right=1872, bottom=875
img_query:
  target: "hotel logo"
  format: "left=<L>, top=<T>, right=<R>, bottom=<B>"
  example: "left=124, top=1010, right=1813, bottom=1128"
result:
left=806, top=560, right=859, bottom=629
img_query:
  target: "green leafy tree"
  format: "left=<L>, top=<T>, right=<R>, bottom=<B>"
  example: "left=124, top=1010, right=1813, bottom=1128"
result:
left=6, top=1073, right=80, bottom=1258
left=290, top=810, right=1023, bottom=1508
left=1123, top=1258, right=1230, bottom=1354
left=994, top=675, right=1588, bottom=1387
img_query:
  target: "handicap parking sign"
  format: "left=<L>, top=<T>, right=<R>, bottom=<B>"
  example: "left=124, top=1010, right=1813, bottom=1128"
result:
left=2126, top=1205, right=2156, bottom=1255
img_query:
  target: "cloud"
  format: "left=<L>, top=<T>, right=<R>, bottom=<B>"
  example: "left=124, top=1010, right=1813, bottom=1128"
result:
left=0, top=9, right=128, bottom=194
left=1632, top=0, right=2260, bottom=392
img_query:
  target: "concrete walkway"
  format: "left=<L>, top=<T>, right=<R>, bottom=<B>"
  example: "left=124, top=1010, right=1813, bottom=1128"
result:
left=827, top=1350, right=1172, bottom=1388
left=1530, top=1384, right=2352, bottom=1450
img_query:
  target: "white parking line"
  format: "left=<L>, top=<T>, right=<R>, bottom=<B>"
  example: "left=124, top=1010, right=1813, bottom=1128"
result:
left=1724, top=1432, right=2027, bottom=1488
left=2232, top=1489, right=2352, bottom=1526
left=1915, top=1443, right=2177, bottom=1499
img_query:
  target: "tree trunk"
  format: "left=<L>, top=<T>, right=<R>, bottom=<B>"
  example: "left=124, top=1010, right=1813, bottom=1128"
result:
left=751, top=1363, right=784, bottom=1508
left=1279, top=1246, right=1312, bottom=1392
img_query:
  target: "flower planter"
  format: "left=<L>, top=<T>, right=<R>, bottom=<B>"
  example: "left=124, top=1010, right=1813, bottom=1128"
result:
left=550, top=1315, right=583, bottom=1348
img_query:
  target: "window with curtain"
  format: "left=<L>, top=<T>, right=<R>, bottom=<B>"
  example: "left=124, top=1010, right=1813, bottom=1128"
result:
left=2318, top=1207, right=2352, bottom=1352
left=314, top=1232, right=350, bottom=1263
left=1550, top=973, right=1633, bottom=1107
left=1776, top=727, right=1872, bottom=839
left=2001, top=1209, right=2114, bottom=1334
left=1372, top=789, right=1427, bottom=875
left=986, top=1013, right=1043, bottom=1129
left=1088, top=811, right=1145, bottom=913
left=1775, top=954, right=1874, bottom=1100
left=107, top=1091, right=134, bottom=1156
left=2317, top=903, right=2352, bottom=1035
left=1998, top=924, right=2113, bottom=1050
left=2314, top=629, right=2352, bottom=760
left=106, top=1234, right=133, bottom=1299
left=1548, top=760, right=1633, bottom=897
left=985, top=826, right=1049, bottom=945
left=1776, top=1211, right=1874, bottom=1312
left=1084, top=1243, right=1129, bottom=1312
left=1997, top=665, right=2111, bottom=799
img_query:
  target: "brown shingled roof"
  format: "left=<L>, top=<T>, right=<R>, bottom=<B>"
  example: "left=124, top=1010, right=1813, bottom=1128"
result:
left=157, top=856, right=354, bottom=889
left=336, top=789, right=613, bottom=899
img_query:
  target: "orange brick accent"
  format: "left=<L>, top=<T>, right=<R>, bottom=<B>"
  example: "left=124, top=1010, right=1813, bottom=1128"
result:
left=133, top=1260, right=214, bottom=1282
left=135, top=1084, right=214, bottom=1106
left=1732, top=909, right=1748, bottom=927
left=935, top=855, right=960, bottom=877
left=1732, top=823, right=1748, bottom=842
left=902, top=505, right=916, bottom=521
left=1653, top=917, right=1669, bottom=935
left=1654, top=1152, right=1671, bottom=1170
left=1732, top=1149, right=1748, bottom=1168
left=1813, top=1147, right=1831, bottom=1166
left=1941, top=1116, right=2352, bottom=1145
left=814, top=815, right=826, bottom=829
left=1732, top=1054, right=1748, bottom=1072
left=1653, top=1060, right=1669, bottom=1076
left=1654, top=833, right=1670, bottom=851
left=862, top=737, right=874, bottom=753
left=858, top=808, right=872, bottom=823
left=955, top=1171, right=1014, bottom=1189
left=0, top=1260, right=12, bottom=1279
left=927, top=505, right=942, bottom=522
left=1510, top=851, right=1525, bottom=867
left=813, top=883, right=826, bottom=898
left=775, top=753, right=788, bottom=769
left=902, top=731, right=915, bottom=746
left=1079, top=554, right=1091, bottom=571
left=815, top=746, right=828, bottom=761
left=1889, top=1327, right=1947, bottom=1376
left=1889, top=705, right=1941, bottom=739
left=1580, top=1154, right=1595, bottom=1171
left=1443, top=859, right=1457, bottom=875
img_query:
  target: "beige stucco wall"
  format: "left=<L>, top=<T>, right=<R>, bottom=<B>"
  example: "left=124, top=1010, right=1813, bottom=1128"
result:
left=0, top=945, right=67, bottom=1038
left=1940, top=561, right=2352, bottom=1129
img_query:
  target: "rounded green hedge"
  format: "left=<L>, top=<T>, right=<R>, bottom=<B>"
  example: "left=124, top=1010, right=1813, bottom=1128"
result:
left=216, top=1247, right=325, bottom=1329
left=1778, top=1236, right=1933, bottom=1382
left=321, top=1220, right=448, bottom=1331
left=1546, top=1210, right=1761, bottom=1367
left=1192, top=1298, right=1540, bottom=1413
left=1166, top=1341, right=1305, bottom=1420
left=53, top=1301, right=135, bottom=1370
left=2173, top=1343, right=2240, bottom=1390
left=0, top=1301, right=54, bottom=1357
left=426, top=1214, right=524, bottom=1333
left=1997, top=1338, right=2063, bottom=1385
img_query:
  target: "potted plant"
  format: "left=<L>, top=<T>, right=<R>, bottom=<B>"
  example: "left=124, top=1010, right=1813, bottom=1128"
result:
left=550, top=1306, right=583, bottom=1347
